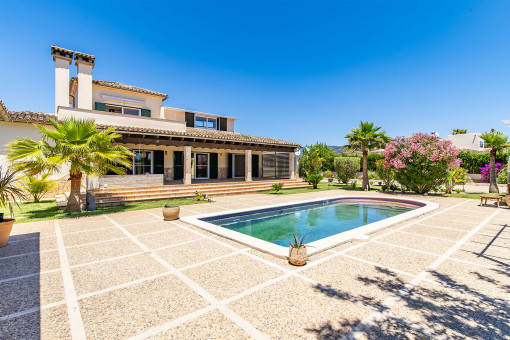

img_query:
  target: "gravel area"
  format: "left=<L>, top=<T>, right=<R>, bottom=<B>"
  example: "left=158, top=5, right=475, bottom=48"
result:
left=0, top=190, right=509, bottom=339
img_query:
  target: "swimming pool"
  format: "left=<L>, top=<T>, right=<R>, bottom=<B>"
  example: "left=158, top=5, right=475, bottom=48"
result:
left=182, top=196, right=438, bottom=257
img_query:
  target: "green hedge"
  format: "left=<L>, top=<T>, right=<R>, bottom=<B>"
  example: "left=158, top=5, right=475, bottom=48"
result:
left=341, top=154, right=384, bottom=171
left=458, top=151, right=508, bottom=174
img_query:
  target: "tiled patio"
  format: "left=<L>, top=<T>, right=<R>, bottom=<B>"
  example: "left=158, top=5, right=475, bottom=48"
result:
left=0, top=190, right=509, bottom=339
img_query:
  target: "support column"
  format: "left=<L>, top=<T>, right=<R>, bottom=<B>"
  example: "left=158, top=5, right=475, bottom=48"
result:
left=289, top=152, right=295, bottom=179
left=184, top=146, right=192, bottom=185
left=245, top=150, right=252, bottom=182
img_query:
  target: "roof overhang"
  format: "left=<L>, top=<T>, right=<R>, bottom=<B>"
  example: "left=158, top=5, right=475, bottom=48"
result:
left=163, top=106, right=239, bottom=120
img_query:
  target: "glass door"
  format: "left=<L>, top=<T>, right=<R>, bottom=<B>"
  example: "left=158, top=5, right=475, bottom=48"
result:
left=233, top=154, right=245, bottom=178
left=195, top=153, right=209, bottom=179
left=133, top=151, right=152, bottom=175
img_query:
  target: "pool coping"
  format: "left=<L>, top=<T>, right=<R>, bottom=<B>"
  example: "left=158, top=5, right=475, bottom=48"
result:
left=181, top=195, right=439, bottom=258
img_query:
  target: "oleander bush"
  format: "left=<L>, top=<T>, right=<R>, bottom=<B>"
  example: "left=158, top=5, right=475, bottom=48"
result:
left=384, top=133, right=462, bottom=194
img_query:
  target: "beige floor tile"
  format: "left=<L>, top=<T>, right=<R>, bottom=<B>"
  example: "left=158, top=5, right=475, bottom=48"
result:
left=79, top=275, right=209, bottom=339
left=63, top=227, right=126, bottom=247
left=59, top=219, right=116, bottom=234
left=148, top=310, right=248, bottom=340
left=468, top=233, right=510, bottom=249
left=109, top=215, right=161, bottom=226
left=10, top=221, right=55, bottom=237
left=403, top=224, right=467, bottom=241
left=391, top=281, right=509, bottom=339
left=0, top=235, right=58, bottom=257
left=450, top=243, right=510, bottom=268
left=360, top=316, right=434, bottom=340
left=0, top=270, right=64, bottom=317
left=302, top=256, right=413, bottom=308
left=183, top=253, right=283, bottom=300
left=137, top=228, right=201, bottom=250
left=209, top=234, right=249, bottom=250
left=420, top=217, right=478, bottom=230
left=0, top=304, right=71, bottom=339
left=345, top=242, right=437, bottom=275
left=72, top=253, right=168, bottom=295
left=380, top=231, right=455, bottom=254
left=156, top=238, right=234, bottom=269
left=229, top=276, right=372, bottom=339
left=0, top=250, right=61, bottom=280
left=429, top=259, right=510, bottom=301
left=66, top=238, right=141, bottom=266
left=123, top=220, right=179, bottom=235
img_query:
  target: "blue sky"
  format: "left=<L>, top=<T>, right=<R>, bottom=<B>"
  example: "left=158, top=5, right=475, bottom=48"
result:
left=1, top=0, right=510, bottom=145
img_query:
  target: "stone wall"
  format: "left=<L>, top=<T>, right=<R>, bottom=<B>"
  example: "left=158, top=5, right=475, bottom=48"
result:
left=218, top=167, right=228, bottom=179
left=97, top=174, right=164, bottom=188
left=164, top=167, right=174, bottom=181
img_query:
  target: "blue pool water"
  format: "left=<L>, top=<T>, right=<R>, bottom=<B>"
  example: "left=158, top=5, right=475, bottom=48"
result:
left=202, top=199, right=418, bottom=246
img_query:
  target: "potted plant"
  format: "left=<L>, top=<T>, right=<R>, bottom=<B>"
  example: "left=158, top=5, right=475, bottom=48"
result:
left=284, top=228, right=313, bottom=266
left=0, top=166, right=27, bottom=247
left=307, top=174, right=323, bottom=189
left=162, top=204, right=180, bottom=221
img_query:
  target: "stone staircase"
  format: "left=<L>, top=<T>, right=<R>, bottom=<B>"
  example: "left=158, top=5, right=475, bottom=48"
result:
left=92, top=179, right=310, bottom=207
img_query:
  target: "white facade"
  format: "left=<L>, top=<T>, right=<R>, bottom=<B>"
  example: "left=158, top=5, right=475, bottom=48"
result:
left=446, top=133, right=485, bottom=151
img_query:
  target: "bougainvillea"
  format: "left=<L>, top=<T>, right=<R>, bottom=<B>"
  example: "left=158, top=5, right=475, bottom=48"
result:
left=384, top=133, right=462, bottom=194
left=480, top=162, right=503, bottom=183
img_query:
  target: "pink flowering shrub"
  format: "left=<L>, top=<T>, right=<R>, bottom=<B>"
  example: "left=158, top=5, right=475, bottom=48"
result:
left=480, top=162, right=503, bottom=183
left=384, top=133, right=462, bottom=194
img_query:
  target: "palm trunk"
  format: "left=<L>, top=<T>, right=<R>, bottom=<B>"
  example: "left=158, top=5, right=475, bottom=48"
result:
left=67, top=174, right=83, bottom=212
left=489, top=149, right=499, bottom=193
left=362, top=150, right=369, bottom=191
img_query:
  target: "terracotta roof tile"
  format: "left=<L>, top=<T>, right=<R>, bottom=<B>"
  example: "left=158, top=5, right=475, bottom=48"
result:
left=1, top=111, right=299, bottom=147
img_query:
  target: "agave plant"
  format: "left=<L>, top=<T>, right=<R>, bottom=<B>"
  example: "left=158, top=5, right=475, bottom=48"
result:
left=283, top=228, right=313, bottom=249
left=0, top=166, right=27, bottom=219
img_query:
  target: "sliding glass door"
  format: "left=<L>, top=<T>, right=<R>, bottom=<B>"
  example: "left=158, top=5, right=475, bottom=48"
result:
left=194, top=153, right=209, bottom=179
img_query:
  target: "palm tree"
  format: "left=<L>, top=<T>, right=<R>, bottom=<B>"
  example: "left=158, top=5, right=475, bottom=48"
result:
left=8, top=118, right=132, bottom=212
left=0, top=166, right=27, bottom=219
left=480, top=130, right=509, bottom=193
left=345, top=121, right=391, bottom=191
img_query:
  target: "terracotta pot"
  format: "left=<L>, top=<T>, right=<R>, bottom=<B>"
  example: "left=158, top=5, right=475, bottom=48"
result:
left=0, top=219, right=15, bottom=248
left=162, top=206, right=180, bottom=221
left=288, top=245, right=307, bottom=266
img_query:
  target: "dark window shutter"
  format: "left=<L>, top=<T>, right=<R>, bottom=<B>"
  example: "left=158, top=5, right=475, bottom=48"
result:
left=217, top=118, right=220, bottom=130
left=153, top=150, right=164, bottom=174
left=227, top=153, right=233, bottom=178
left=219, top=118, right=227, bottom=131
left=95, top=102, right=106, bottom=111
left=252, top=154, right=259, bottom=178
left=210, top=153, right=218, bottom=179
left=185, top=112, right=195, bottom=127
left=174, top=151, right=184, bottom=180
left=141, top=109, right=151, bottom=117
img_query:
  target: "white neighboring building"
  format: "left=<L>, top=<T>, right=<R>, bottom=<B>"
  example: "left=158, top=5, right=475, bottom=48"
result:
left=446, top=133, right=485, bottom=151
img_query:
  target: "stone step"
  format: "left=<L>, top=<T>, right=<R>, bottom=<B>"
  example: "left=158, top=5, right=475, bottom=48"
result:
left=93, top=181, right=305, bottom=198
left=94, top=183, right=311, bottom=207
left=93, top=179, right=297, bottom=193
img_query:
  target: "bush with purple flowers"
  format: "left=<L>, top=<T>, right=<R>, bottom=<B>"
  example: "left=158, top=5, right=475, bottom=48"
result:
left=480, top=162, right=504, bottom=183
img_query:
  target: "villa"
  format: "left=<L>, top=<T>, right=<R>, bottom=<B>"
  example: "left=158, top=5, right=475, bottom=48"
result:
left=0, top=45, right=307, bottom=202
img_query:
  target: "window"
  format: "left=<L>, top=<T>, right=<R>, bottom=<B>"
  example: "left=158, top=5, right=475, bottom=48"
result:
left=195, top=115, right=217, bottom=130
left=133, top=151, right=152, bottom=175
left=105, top=104, right=141, bottom=116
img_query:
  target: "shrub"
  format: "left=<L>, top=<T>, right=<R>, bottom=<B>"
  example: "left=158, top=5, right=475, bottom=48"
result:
left=497, top=167, right=508, bottom=184
left=375, top=159, right=395, bottom=191
left=271, top=182, right=284, bottom=193
left=21, top=174, right=57, bottom=203
left=480, top=162, right=504, bottom=183
left=384, top=133, right=461, bottom=194
left=444, top=168, right=469, bottom=194
left=307, top=174, right=323, bottom=189
left=334, top=157, right=360, bottom=183
left=458, top=151, right=508, bottom=174
left=298, top=143, right=337, bottom=177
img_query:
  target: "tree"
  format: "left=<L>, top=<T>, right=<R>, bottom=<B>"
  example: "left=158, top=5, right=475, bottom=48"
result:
left=298, top=143, right=336, bottom=177
left=344, top=121, right=391, bottom=190
left=452, top=129, right=467, bottom=135
left=480, top=130, right=509, bottom=193
left=8, top=118, right=132, bottom=212
left=0, top=166, right=27, bottom=218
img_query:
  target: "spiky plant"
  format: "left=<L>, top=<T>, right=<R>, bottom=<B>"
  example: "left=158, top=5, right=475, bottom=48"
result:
left=0, top=166, right=27, bottom=219
left=283, top=228, right=313, bottom=249
left=8, top=118, right=132, bottom=212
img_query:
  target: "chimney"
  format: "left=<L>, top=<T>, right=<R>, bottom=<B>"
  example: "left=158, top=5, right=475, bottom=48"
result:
left=74, top=51, right=95, bottom=110
left=51, top=45, right=74, bottom=114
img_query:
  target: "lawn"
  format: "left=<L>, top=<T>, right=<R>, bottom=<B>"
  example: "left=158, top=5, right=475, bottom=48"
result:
left=7, top=198, right=209, bottom=224
left=266, top=181, right=498, bottom=200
